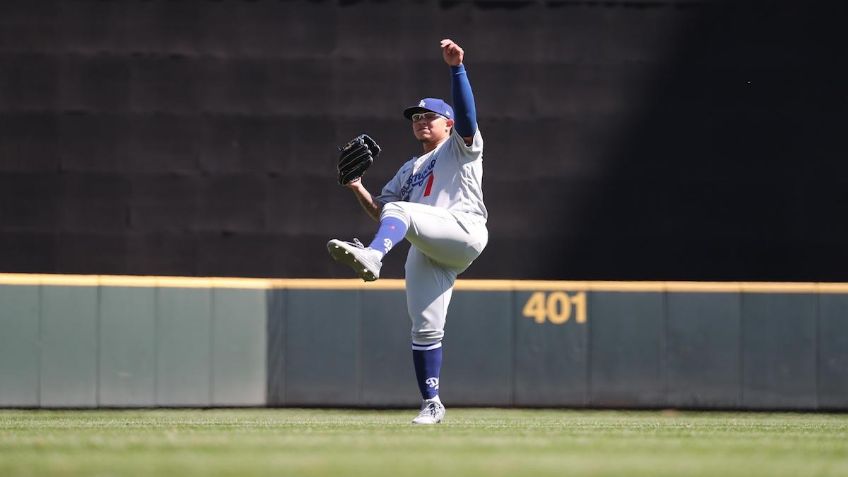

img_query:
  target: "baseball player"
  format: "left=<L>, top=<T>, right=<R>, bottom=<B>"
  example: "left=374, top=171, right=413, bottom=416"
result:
left=328, top=39, right=487, bottom=424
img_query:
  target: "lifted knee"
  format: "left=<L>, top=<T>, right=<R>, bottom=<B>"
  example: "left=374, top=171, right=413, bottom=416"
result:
left=380, top=202, right=410, bottom=227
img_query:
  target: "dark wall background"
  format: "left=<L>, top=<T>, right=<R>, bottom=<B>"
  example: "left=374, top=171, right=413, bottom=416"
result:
left=1, top=0, right=846, bottom=280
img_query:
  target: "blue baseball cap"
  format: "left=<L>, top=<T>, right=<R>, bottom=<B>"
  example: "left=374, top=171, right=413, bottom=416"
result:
left=403, top=98, right=454, bottom=121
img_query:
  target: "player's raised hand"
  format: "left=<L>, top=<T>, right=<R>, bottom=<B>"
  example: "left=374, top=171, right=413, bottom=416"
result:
left=440, top=39, right=464, bottom=66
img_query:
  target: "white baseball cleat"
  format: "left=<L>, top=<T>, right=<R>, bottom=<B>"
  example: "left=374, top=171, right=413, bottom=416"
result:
left=327, top=238, right=383, bottom=282
left=412, top=398, right=445, bottom=425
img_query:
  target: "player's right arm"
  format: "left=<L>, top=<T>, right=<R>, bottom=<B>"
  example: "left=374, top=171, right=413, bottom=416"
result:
left=346, top=178, right=382, bottom=222
left=441, top=39, right=477, bottom=146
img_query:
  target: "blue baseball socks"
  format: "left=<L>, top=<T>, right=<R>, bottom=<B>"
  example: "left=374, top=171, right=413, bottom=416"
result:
left=368, top=216, right=407, bottom=256
left=412, top=343, right=443, bottom=401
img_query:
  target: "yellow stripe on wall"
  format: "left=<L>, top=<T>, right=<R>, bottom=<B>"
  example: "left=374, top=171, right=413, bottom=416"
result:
left=1, top=273, right=848, bottom=293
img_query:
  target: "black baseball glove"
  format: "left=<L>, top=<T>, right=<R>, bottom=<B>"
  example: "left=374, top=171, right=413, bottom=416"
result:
left=337, top=134, right=381, bottom=185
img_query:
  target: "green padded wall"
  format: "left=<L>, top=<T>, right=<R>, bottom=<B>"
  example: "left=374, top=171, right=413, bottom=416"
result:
left=666, top=293, right=741, bottom=408
left=99, top=286, right=157, bottom=406
left=818, top=294, right=848, bottom=409
left=513, top=289, right=589, bottom=406
left=741, top=294, right=817, bottom=409
left=40, top=286, right=98, bottom=407
left=284, top=290, right=360, bottom=405
left=0, top=279, right=267, bottom=408
left=0, top=286, right=40, bottom=406
left=156, top=288, right=213, bottom=406
left=211, top=289, right=266, bottom=406
left=2, top=277, right=847, bottom=410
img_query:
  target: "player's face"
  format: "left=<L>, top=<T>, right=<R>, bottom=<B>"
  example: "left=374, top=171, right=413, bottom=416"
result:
left=412, top=112, right=451, bottom=143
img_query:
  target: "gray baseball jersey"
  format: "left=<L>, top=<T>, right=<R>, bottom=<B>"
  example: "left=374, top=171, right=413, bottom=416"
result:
left=376, top=128, right=487, bottom=224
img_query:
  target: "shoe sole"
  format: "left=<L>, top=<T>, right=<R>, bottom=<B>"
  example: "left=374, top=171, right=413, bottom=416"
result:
left=327, top=240, right=378, bottom=282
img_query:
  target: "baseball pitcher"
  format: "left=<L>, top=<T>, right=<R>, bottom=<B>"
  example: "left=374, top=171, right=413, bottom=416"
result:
left=328, top=39, right=487, bottom=424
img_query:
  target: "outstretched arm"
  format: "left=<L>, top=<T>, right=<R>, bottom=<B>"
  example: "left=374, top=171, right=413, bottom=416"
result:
left=441, top=39, right=477, bottom=145
left=346, top=178, right=382, bottom=222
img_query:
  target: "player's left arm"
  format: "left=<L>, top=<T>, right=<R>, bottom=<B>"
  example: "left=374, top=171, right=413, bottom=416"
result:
left=346, top=178, right=382, bottom=222
left=441, top=39, right=477, bottom=146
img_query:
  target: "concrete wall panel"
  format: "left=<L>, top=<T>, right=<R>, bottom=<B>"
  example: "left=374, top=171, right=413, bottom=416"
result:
left=156, top=288, right=212, bottom=406
left=0, top=113, right=59, bottom=172
left=741, top=294, right=817, bottom=409
left=40, top=286, right=98, bottom=407
left=817, top=294, right=848, bottom=409
left=211, top=288, right=267, bottom=406
left=514, top=290, right=589, bottom=406
left=666, top=292, right=742, bottom=408
left=589, top=292, right=665, bottom=407
left=360, top=290, right=418, bottom=406
left=99, top=286, right=156, bottom=406
left=266, top=289, right=286, bottom=406
left=284, top=290, right=359, bottom=405
left=0, top=286, right=40, bottom=406
left=441, top=291, right=513, bottom=406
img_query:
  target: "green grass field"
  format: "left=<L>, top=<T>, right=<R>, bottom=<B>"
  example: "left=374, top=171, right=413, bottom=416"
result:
left=1, top=409, right=846, bottom=476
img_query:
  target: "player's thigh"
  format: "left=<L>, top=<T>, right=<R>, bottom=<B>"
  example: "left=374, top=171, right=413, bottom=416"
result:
left=405, top=247, right=456, bottom=338
left=397, top=203, right=482, bottom=269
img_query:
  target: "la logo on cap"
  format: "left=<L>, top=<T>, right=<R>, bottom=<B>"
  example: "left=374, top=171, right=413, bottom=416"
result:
left=419, top=100, right=426, bottom=107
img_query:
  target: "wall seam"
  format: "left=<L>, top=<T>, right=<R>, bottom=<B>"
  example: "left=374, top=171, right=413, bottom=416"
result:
left=661, top=290, right=669, bottom=408
left=585, top=291, right=593, bottom=407
left=95, top=285, right=102, bottom=406
left=36, top=285, right=43, bottom=408
left=356, top=290, right=363, bottom=406
left=509, top=290, right=517, bottom=407
left=209, top=288, right=216, bottom=407
left=153, top=286, right=159, bottom=406
left=814, top=291, right=821, bottom=410
left=283, top=288, right=289, bottom=405
left=738, top=292, right=745, bottom=408
left=264, top=289, right=269, bottom=405
left=264, top=289, right=271, bottom=407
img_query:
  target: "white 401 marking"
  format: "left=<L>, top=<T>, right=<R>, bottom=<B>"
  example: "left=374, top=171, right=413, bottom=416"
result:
left=522, top=291, right=587, bottom=325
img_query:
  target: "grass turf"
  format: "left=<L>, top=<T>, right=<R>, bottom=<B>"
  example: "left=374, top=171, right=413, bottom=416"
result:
left=1, top=409, right=846, bottom=476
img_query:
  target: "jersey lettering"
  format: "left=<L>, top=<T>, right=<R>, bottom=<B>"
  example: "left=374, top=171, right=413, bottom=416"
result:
left=377, top=130, right=486, bottom=220
left=399, top=158, right=437, bottom=200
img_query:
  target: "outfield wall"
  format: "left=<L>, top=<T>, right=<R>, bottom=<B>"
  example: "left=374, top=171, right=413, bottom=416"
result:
left=0, top=274, right=846, bottom=410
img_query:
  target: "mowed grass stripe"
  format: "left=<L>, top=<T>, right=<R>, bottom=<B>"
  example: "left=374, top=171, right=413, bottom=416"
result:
left=1, top=409, right=847, bottom=477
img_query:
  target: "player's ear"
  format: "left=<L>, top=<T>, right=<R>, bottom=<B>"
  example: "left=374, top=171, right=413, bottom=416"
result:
left=445, top=118, right=454, bottom=132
